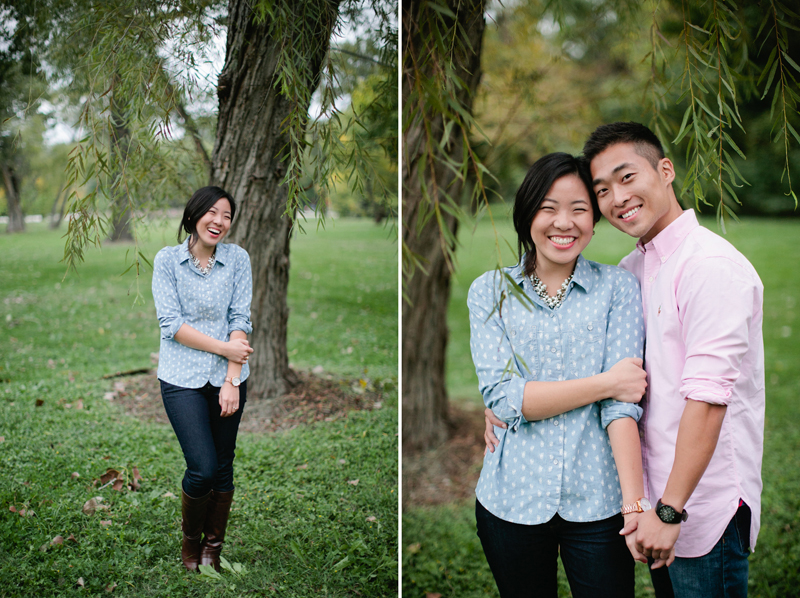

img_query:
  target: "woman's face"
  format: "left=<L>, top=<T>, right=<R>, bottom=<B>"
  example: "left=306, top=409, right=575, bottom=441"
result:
left=194, top=198, right=233, bottom=249
left=528, top=174, right=594, bottom=275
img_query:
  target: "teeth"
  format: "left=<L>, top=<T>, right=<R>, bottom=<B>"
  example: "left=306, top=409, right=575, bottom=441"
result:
left=550, top=236, right=575, bottom=246
left=208, top=229, right=220, bottom=234
left=620, top=206, right=641, bottom=219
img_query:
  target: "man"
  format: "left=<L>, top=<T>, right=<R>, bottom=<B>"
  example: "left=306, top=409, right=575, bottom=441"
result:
left=484, top=122, right=765, bottom=597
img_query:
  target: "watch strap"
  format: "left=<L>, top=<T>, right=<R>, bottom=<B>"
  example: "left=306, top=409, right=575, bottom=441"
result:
left=621, top=499, right=649, bottom=515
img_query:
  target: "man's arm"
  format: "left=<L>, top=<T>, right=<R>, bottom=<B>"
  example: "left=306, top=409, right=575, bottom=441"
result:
left=631, top=399, right=727, bottom=567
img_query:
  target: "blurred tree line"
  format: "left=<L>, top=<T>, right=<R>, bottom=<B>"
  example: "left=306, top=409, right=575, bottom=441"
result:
left=474, top=0, right=800, bottom=217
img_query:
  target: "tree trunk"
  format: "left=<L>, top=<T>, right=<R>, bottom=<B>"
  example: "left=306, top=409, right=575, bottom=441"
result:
left=402, top=0, right=487, bottom=451
left=210, top=0, right=340, bottom=399
left=1, top=164, right=25, bottom=233
left=108, top=74, right=133, bottom=242
left=50, top=184, right=65, bottom=229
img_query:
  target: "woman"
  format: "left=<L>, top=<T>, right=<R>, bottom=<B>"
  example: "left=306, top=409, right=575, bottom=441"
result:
left=468, top=153, right=648, bottom=597
left=151, top=186, right=254, bottom=572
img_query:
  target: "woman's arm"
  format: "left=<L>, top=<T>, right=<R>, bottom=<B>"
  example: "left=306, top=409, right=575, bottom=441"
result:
left=607, top=417, right=647, bottom=562
left=174, top=324, right=252, bottom=363
left=520, top=357, right=646, bottom=421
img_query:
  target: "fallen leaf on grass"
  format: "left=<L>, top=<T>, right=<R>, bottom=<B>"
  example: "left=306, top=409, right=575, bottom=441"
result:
left=100, top=520, right=112, bottom=527
left=296, top=464, right=308, bottom=470
left=103, top=392, right=116, bottom=401
left=75, top=399, right=84, bottom=410
left=366, top=516, right=377, bottom=522
left=426, top=593, right=442, bottom=598
left=35, top=399, right=44, bottom=407
left=162, top=492, right=176, bottom=499
left=113, top=382, right=125, bottom=393
left=0, top=436, right=5, bottom=443
left=347, top=479, right=359, bottom=486
left=51, top=535, right=64, bottom=545
left=71, top=472, right=80, bottom=479
left=82, top=497, right=109, bottom=515
left=99, top=469, right=120, bottom=485
left=8, top=506, right=15, bottom=513
left=47, top=359, right=55, bottom=369
left=67, top=534, right=78, bottom=543
left=105, top=582, right=117, bottom=593
left=76, top=577, right=85, bottom=588
left=406, top=543, right=421, bottom=554
left=338, top=459, right=346, bottom=465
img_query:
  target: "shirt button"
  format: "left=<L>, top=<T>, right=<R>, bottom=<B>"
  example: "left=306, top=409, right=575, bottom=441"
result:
left=554, top=420, right=559, bottom=426
left=551, top=347, right=556, bottom=353
left=661, top=256, right=667, bottom=262
left=649, top=276, right=654, bottom=282
left=510, top=330, right=517, bottom=337
left=553, top=459, right=559, bottom=465
left=587, top=323, right=593, bottom=331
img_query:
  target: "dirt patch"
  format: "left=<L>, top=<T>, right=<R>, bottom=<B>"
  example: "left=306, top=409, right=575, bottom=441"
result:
left=104, top=369, right=386, bottom=434
left=402, top=403, right=487, bottom=509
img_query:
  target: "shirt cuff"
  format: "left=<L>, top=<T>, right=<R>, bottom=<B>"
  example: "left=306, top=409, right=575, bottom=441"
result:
left=505, top=376, right=529, bottom=431
left=160, top=317, right=185, bottom=340
left=228, top=321, right=253, bottom=335
left=679, top=380, right=732, bottom=405
left=599, top=399, right=643, bottom=429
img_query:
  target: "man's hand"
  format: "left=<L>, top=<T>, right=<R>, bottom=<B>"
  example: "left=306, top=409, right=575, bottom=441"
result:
left=620, top=513, right=647, bottom=563
left=219, top=382, right=240, bottom=417
left=628, top=509, right=680, bottom=568
left=483, top=408, right=506, bottom=455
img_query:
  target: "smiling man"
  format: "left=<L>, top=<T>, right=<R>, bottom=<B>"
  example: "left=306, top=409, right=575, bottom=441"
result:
left=587, top=122, right=764, bottom=597
left=485, top=122, right=765, bottom=598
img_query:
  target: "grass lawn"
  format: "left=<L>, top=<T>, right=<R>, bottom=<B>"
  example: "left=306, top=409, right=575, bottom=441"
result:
left=0, top=218, right=398, bottom=597
left=403, top=212, right=800, bottom=598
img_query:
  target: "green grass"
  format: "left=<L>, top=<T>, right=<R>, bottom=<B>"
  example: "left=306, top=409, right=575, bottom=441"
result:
left=0, top=218, right=398, bottom=597
left=404, top=214, right=800, bottom=598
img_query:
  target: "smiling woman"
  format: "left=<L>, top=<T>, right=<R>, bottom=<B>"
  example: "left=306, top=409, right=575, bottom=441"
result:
left=151, top=185, right=255, bottom=573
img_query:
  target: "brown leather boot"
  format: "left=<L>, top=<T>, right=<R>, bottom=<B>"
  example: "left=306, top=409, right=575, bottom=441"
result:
left=199, top=489, right=234, bottom=572
left=181, top=490, right=211, bottom=571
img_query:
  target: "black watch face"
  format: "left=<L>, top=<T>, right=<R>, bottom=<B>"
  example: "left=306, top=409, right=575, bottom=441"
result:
left=657, top=504, right=678, bottom=523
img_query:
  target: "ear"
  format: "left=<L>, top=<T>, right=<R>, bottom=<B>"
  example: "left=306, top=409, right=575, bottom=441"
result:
left=659, top=157, right=676, bottom=185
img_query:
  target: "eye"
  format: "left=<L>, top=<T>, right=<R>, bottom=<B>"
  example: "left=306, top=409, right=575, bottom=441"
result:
left=595, top=188, right=607, bottom=197
left=622, top=173, right=634, bottom=181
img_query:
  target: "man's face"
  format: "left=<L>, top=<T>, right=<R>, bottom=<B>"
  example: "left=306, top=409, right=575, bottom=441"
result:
left=589, top=142, right=676, bottom=244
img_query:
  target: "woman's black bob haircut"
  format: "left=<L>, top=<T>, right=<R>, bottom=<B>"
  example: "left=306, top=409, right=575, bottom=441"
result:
left=513, top=152, right=600, bottom=277
left=178, top=186, right=236, bottom=250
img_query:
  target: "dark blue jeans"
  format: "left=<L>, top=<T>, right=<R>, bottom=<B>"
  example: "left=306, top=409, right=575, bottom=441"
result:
left=159, top=380, right=246, bottom=498
left=650, top=503, right=751, bottom=598
left=476, top=499, right=634, bottom=598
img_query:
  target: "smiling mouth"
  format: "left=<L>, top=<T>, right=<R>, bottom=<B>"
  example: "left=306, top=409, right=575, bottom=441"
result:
left=620, top=206, right=641, bottom=220
left=207, top=227, right=221, bottom=236
left=549, top=236, right=576, bottom=247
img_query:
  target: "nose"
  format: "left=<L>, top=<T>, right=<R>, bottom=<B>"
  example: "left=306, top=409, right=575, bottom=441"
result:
left=553, top=211, right=573, bottom=230
left=610, top=183, right=631, bottom=207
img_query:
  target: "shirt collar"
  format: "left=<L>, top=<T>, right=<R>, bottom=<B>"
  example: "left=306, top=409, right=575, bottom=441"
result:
left=177, top=238, right=230, bottom=265
left=510, top=253, right=594, bottom=294
left=636, top=209, right=698, bottom=260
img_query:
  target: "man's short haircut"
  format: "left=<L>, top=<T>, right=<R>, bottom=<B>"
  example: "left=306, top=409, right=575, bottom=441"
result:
left=583, top=122, right=665, bottom=170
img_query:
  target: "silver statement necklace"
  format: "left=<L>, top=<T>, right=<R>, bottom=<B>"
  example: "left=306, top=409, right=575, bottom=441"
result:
left=191, top=250, right=216, bottom=276
left=530, top=270, right=574, bottom=310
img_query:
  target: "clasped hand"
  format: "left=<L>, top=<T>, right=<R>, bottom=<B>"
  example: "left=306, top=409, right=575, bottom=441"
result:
left=620, top=509, right=678, bottom=568
left=224, top=338, right=253, bottom=364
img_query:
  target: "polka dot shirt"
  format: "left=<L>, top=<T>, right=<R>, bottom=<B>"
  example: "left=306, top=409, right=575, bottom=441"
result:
left=152, top=240, right=253, bottom=389
left=468, top=254, right=644, bottom=525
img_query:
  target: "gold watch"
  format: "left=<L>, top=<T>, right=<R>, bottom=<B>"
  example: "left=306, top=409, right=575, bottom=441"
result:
left=621, top=497, right=652, bottom=515
left=225, top=376, right=241, bottom=387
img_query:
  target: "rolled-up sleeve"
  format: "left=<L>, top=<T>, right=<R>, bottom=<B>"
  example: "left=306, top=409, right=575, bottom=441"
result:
left=227, top=247, right=253, bottom=335
left=152, top=249, right=185, bottom=340
left=468, top=273, right=529, bottom=429
left=599, top=270, right=645, bottom=429
left=678, top=258, right=756, bottom=405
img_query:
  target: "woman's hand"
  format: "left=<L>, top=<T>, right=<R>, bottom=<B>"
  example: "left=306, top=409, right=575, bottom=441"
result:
left=219, top=382, right=240, bottom=417
left=606, top=357, right=647, bottom=403
left=483, top=408, right=506, bottom=455
left=221, top=338, right=253, bottom=364
left=620, top=513, right=648, bottom=563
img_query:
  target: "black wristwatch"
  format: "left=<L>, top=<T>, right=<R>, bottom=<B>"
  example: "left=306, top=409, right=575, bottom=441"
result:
left=656, top=499, right=688, bottom=524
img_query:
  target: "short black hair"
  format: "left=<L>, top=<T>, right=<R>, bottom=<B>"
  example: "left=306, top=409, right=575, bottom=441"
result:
left=582, top=122, right=665, bottom=170
left=513, top=152, right=600, bottom=277
left=178, top=186, right=236, bottom=250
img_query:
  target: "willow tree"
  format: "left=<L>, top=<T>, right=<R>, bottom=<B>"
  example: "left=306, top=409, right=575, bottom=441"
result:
left=402, top=0, right=800, bottom=450
left=47, top=0, right=397, bottom=398
left=402, top=0, right=488, bottom=450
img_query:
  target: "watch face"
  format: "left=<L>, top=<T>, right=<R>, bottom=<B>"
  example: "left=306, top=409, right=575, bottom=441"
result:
left=232, top=376, right=241, bottom=387
left=640, top=498, right=652, bottom=511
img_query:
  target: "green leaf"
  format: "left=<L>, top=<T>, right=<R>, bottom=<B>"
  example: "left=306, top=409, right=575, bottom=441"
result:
left=673, top=106, right=693, bottom=145
left=722, top=132, right=746, bottom=159
left=333, top=555, right=351, bottom=571
left=198, top=564, right=222, bottom=580
left=782, top=50, right=800, bottom=75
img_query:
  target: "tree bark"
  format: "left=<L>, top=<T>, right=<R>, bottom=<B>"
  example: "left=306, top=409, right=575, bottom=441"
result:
left=402, top=0, right=487, bottom=451
left=1, top=163, right=24, bottom=233
left=210, top=0, right=340, bottom=399
left=108, top=74, right=133, bottom=242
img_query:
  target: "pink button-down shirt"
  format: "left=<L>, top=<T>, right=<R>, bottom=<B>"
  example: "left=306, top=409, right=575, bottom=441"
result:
left=619, top=210, right=765, bottom=558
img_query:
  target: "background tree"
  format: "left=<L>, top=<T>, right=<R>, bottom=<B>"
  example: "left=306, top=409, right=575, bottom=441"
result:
left=402, top=0, right=800, bottom=450
left=402, top=0, right=488, bottom=450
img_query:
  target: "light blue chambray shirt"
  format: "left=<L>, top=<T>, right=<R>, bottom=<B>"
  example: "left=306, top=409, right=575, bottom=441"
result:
left=152, top=239, right=253, bottom=388
left=468, top=254, right=645, bottom=525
